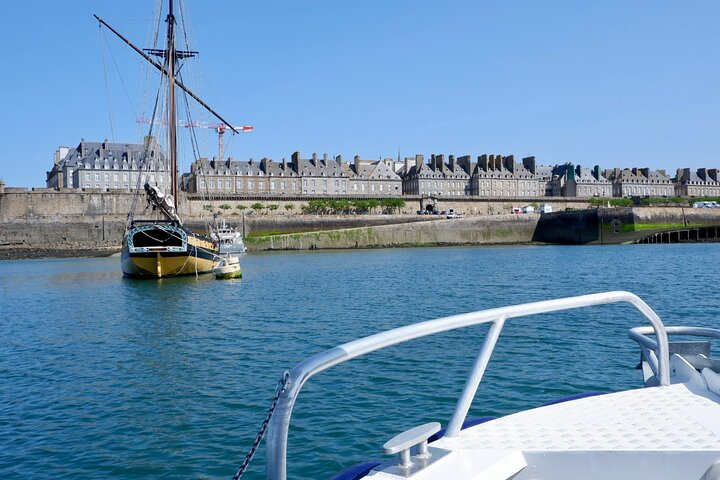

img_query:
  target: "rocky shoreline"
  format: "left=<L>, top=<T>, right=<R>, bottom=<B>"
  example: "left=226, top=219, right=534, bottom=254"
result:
left=0, top=241, right=121, bottom=260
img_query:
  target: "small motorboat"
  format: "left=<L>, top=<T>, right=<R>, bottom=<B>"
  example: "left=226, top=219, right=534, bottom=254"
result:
left=213, top=255, right=242, bottom=279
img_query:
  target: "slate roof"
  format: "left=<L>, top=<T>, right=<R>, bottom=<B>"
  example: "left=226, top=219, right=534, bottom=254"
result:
left=59, top=138, right=166, bottom=169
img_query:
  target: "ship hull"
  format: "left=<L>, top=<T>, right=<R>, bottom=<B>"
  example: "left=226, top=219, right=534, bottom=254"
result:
left=121, top=222, right=218, bottom=278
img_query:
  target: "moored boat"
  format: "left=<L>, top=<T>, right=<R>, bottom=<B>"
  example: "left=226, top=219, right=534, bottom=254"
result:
left=211, top=218, right=246, bottom=255
left=240, top=291, right=720, bottom=479
left=213, top=254, right=242, bottom=279
left=96, top=1, right=241, bottom=278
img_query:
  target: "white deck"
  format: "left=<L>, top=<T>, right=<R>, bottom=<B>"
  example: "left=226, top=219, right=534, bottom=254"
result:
left=369, top=383, right=720, bottom=479
left=437, top=383, right=720, bottom=452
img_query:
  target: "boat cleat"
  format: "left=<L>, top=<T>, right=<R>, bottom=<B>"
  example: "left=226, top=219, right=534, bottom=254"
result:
left=377, top=422, right=451, bottom=477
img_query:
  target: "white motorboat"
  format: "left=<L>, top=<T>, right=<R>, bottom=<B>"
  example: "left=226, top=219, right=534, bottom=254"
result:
left=211, top=219, right=246, bottom=255
left=213, top=254, right=241, bottom=279
left=259, top=291, right=720, bottom=480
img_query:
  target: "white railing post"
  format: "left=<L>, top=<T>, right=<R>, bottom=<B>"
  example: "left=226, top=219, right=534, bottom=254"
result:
left=445, top=316, right=506, bottom=437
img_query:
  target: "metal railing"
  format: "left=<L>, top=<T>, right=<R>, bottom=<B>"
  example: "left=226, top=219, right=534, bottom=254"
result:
left=629, top=325, right=720, bottom=377
left=265, top=291, right=670, bottom=480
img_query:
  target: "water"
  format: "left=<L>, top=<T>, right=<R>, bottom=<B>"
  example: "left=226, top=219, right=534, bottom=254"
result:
left=1, top=244, right=718, bottom=479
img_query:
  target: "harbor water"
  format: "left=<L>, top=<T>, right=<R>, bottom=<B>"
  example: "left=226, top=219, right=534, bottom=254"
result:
left=1, top=244, right=718, bottom=479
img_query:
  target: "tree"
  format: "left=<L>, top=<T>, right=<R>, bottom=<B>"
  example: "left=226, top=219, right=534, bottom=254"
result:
left=284, top=203, right=295, bottom=212
left=380, top=198, right=406, bottom=214
left=251, top=202, right=264, bottom=214
left=219, top=203, right=231, bottom=210
left=267, top=204, right=279, bottom=214
left=203, top=204, right=213, bottom=211
left=367, top=199, right=380, bottom=214
left=236, top=205, right=247, bottom=211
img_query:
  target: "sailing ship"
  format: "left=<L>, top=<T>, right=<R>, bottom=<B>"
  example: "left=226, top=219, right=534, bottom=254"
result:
left=96, top=1, right=241, bottom=278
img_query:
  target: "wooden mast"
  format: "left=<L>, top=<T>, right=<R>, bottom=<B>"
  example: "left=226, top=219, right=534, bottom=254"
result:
left=166, top=0, right=178, bottom=210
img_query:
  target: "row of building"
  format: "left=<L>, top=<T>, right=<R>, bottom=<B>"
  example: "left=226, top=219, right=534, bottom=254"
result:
left=46, top=138, right=720, bottom=199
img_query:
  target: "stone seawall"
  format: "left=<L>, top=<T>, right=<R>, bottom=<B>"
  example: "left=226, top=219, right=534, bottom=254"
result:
left=2, top=189, right=720, bottom=254
left=244, top=215, right=538, bottom=250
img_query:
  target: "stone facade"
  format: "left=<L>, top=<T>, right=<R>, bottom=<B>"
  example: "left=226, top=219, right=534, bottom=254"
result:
left=345, top=156, right=403, bottom=196
left=401, top=154, right=472, bottom=197
left=46, top=137, right=170, bottom=192
left=604, top=168, right=674, bottom=197
left=185, top=157, right=301, bottom=196
left=183, top=151, right=404, bottom=197
left=46, top=140, right=720, bottom=201
left=470, top=154, right=541, bottom=198
left=674, top=168, right=720, bottom=197
left=549, top=164, right=612, bottom=198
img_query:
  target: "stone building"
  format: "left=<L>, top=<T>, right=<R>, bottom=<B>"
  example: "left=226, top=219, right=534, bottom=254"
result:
left=184, top=150, right=404, bottom=197
left=186, top=157, right=300, bottom=195
left=46, top=137, right=169, bottom=191
left=345, top=156, right=403, bottom=196
left=401, top=154, right=471, bottom=197
left=674, top=168, right=720, bottom=197
left=604, top=168, right=674, bottom=197
left=549, top=164, right=611, bottom=197
left=470, top=154, right=541, bottom=198
left=292, top=152, right=349, bottom=195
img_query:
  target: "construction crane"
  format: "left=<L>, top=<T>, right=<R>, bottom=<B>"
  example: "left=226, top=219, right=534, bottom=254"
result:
left=137, top=116, right=253, bottom=162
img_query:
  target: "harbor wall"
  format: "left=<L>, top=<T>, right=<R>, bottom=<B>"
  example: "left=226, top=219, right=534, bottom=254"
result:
left=0, top=188, right=590, bottom=220
left=2, top=189, right=720, bottom=250
left=243, top=215, right=539, bottom=250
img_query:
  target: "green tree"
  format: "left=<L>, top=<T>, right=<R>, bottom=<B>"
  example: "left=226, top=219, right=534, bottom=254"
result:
left=251, top=202, right=264, bottom=214
left=284, top=203, right=295, bottom=212
left=380, top=198, right=406, bottom=214
left=203, top=204, right=213, bottom=211
left=267, top=204, right=279, bottom=214
left=367, top=199, right=380, bottom=214
left=351, top=199, right=369, bottom=213
left=236, top=204, right=247, bottom=211
left=219, top=203, right=231, bottom=210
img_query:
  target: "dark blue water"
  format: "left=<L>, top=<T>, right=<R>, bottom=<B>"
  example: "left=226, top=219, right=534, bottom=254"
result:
left=1, top=244, right=718, bottom=479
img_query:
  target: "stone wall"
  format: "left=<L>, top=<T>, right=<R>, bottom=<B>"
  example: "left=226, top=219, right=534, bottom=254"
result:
left=243, top=215, right=539, bottom=250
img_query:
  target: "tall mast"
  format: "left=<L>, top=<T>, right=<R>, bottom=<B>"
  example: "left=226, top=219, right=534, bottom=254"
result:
left=166, top=0, right=178, bottom=210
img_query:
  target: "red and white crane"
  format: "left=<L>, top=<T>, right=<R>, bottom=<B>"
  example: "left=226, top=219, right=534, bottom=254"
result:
left=137, top=116, right=253, bottom=162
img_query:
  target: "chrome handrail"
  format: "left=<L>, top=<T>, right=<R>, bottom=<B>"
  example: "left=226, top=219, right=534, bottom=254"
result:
left=265, top=291, right=670, bottom=480
left=629, top=326, right=720, bottom=378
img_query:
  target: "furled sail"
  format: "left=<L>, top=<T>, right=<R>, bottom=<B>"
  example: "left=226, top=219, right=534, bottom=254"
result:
left=144, top=183, right=182, bottom=225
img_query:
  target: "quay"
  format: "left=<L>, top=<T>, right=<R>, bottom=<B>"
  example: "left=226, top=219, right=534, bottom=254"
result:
left=1, top=188, right=720, bottom=258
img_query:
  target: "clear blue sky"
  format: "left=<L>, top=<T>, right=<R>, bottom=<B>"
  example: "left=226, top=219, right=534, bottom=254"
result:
left=1, top=0, right=718, bottom=187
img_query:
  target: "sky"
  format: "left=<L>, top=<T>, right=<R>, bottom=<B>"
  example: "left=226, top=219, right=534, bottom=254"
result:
left=0, top=0, right=719, bottom=187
